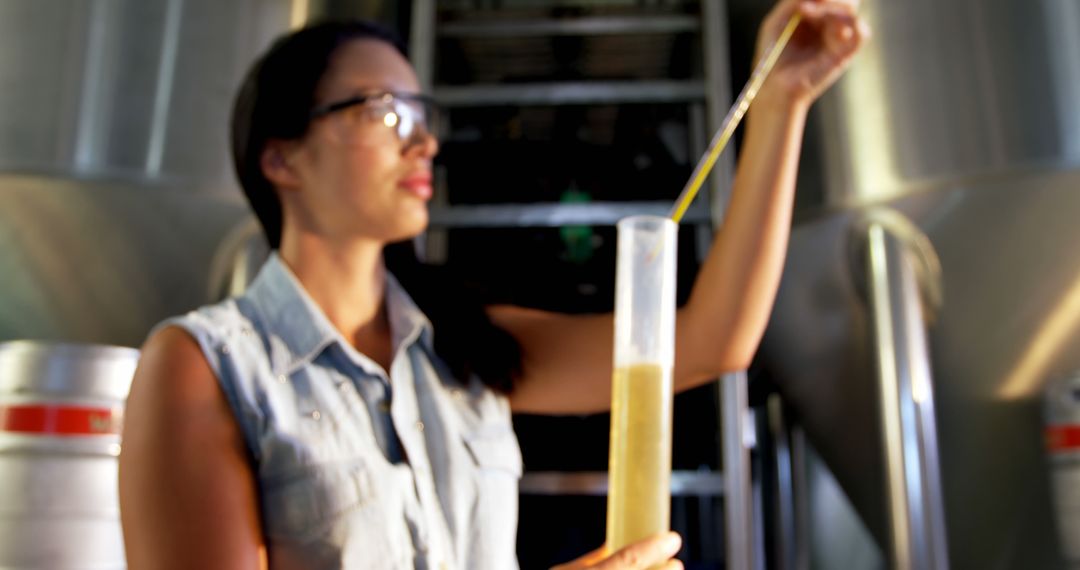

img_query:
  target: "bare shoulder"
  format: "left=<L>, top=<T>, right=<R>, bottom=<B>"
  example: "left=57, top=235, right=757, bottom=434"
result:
left=123, top=324, right=237, bottom=445
left=136, top=325, right=214, bottom=389
left=120, top=325, right=266, bottom=568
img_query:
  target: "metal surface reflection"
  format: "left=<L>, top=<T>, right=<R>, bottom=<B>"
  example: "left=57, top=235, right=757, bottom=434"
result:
left=761, top=0, right=1080, bottom=566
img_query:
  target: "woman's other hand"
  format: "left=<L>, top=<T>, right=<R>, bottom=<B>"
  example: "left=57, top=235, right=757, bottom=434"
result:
left=757, top=0, right=870, bottom=109
left=551, top=532, right=683, bottom=570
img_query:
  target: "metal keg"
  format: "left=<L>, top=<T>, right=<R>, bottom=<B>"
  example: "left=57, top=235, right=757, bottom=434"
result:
left=1046, top=371, right=1080, bottom=567
left=0, top=341, right=137, bottom=569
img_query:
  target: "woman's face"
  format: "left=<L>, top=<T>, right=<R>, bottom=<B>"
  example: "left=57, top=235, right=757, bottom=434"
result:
left=280, top=38, right=438, bottom=246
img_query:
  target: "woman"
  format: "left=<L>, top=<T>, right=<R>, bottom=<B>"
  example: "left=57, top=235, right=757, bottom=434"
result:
left=118, top=1, right=867, bottom=568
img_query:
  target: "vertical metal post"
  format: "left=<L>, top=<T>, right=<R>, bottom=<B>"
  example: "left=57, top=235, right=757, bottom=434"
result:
left=704, top=2, right=753, bottom=567
left=722, top=370, right=753, bottom=570
left=791, top=427, right=810, bottom=570
left=145, top=0, right=185, bottom=176
left=410, top=0, right=444, bottom=263
left=894, top=229, right=950, bottom=570
left=864, top=217, right=949, bottom=570
left=74, top=0, right=119, bottom=173
left=409, top=0, right=435, bottom=93
left=701, top=0, right=735, bottom=228
left=866, top=225, right=913, bottom=569
left=768, top=394, right=797, bottom=570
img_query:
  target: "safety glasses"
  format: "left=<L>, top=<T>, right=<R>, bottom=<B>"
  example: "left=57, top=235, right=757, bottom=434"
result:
left=309, top=91, right=439, bottom=146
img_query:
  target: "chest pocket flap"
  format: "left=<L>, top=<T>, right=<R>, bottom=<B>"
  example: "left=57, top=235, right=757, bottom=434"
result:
left=262, top=461, right=374, bottom=540
left=463, top=429, right=523, bottom=478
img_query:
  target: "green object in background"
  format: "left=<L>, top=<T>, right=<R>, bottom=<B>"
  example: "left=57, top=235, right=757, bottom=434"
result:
left=559, top=186, right=594, bottom=265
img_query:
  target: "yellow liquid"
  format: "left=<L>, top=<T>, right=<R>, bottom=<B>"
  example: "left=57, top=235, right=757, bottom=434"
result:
left=606, top=363, right=673, bottom=553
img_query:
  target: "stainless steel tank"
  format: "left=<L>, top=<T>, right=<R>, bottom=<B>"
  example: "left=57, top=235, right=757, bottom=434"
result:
left=0, top=0, right=293, bottom=187
left=0, top=0, right=292, bottom=347
left=0, top=2, right=291, bottom=565
left=760, top=0, right=1080, bottom=568
left=0, top=341, right=138, bottom=568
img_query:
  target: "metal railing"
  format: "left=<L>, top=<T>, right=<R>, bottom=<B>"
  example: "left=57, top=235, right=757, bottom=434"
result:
left=858, top=209, right=950, bottom=570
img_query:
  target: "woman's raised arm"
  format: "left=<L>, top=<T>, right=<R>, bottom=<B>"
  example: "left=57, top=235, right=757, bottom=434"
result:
left=496, top=0, right=868, bottom=415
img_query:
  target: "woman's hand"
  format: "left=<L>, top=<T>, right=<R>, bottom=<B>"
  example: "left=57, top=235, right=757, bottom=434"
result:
left=756, top=0, right=870, bottom=109
left=552, top=532, right=683, bottom=570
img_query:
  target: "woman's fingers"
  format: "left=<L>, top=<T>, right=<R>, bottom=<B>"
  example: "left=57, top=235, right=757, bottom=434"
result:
left=550, top=533, right=682, bottom=569
left=750, top=0, right=870, bottom=103
left=596, top=532, right=682, bottom=569
left=812, top=7, right=866, bottom=61
left=759, top=0, right=803, bottom=47
left=551, top=545, right=608, bottom=569
left=759, top=0, right=860, bottom=59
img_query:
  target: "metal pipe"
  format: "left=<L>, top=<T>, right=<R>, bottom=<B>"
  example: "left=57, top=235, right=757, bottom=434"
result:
left=434, top=80, right=705, bottom=107
left=768, top=394, right=797, bottom=570
left=790, top=427, right=810, bottom=570
left=709, top=2, right=752, bottom=564
left=864, top=217, right=950, bottom=569
left=427, top=201, right=711, bottom=228
left=145, top=0, right=185, bottom=176
left=722, top=370, right=753, bottom=570
left=73, top=0, right=117, bottom=173
left=408, top=0, right=434, bottom=93
left=701, top=0, right=734, bottom=227
left=516, top=470, right=725, bottom=497
left=894, top=226, right=950, bottom=570
left=437, top=15, right=699, bottom=37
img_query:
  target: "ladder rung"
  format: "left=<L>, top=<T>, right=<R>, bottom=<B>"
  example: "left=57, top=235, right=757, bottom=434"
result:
left=438, top=15, right=699, bottom=38
left=518, top=470, right=725, bottom=496
left=439, top=0, right=696, bottom=8
left=434, top=80, right=706, bottom=107
left=428, top=201, right=712, bottom=228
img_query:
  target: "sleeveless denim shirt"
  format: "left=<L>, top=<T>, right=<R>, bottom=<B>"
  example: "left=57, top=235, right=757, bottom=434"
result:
left=160, top=253, right=522, bottom=569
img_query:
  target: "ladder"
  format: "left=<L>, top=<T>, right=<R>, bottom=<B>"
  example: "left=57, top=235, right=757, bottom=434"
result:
left=408, top=1, right=756, bottom=567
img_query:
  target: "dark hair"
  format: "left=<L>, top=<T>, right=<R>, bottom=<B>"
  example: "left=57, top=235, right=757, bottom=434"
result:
left=230, top=20, right=520, bottom=393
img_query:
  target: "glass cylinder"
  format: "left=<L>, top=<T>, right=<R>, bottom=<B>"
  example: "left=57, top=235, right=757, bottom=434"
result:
left=606, top=215, right=677, bottom=552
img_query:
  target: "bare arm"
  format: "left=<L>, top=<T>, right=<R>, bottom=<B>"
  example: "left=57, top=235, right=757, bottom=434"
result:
left=498, top=0, right=868, bottom=415
left=119, top=326, right=268, bottom=569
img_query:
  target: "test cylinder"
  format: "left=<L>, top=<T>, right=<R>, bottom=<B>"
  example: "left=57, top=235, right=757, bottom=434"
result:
left=606, top=215, right=678, bottom=552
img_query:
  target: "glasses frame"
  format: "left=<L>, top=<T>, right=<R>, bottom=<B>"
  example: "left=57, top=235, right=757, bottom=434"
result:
left=309, top=91, right=438, bottom=144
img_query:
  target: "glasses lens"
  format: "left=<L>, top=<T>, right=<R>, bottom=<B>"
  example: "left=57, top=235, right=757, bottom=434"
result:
left=392, top=100, right=415, bottom=141
left=394, top=98, right=438, bottom=143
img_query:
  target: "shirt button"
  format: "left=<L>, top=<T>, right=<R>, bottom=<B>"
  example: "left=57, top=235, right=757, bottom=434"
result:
left=278, top=374, right=288, bottom=384
left=311, top=411, right=321, bottom=421
left=415, top=421, right=425, bottom=432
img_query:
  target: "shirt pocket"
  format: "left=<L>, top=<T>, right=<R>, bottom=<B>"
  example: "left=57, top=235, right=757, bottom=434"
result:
left=463, top=427, right=523, bottom=479
left=462, top=426, right=523, bottom=568
left=261, top=459, right=375, bottom=543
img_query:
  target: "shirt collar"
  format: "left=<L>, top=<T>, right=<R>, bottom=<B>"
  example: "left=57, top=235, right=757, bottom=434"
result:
left=244, top=253, right=433, bottom=376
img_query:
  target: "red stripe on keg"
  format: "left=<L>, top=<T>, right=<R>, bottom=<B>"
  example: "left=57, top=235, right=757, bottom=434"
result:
left=1046, top=425, right=1080, bottom=453
left=0, top=404, right=121, bottom=435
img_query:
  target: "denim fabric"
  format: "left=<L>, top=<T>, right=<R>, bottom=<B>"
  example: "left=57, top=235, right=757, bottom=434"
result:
left=160, top=254, right=522, bottom=570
